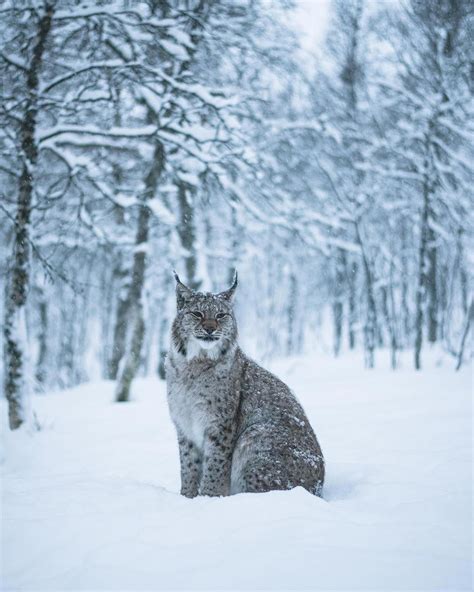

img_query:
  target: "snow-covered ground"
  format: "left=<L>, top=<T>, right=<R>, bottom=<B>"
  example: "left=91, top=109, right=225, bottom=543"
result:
left=1, top=352, right=472, bottom=591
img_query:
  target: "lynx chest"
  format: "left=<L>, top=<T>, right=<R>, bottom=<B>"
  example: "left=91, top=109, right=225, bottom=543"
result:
left=167, top=360, right=236, bottom=451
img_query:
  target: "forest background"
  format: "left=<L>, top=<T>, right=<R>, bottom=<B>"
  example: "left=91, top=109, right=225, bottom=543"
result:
left=1, top=0, right=472, bottom=430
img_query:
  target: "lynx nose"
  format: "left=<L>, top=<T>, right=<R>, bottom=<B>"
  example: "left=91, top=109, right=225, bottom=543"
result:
left=203, top=320, right=217, bottom=334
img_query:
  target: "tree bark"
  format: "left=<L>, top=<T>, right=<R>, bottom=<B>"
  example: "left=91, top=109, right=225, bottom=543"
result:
left=35, top=286, right=48, bottom=389
left=363, top=262, right=377, bottom=369
left=157, top=315, right=168, bottom=380
left=355, top=224, right=376, bottom=369
left=381, top=279, right=398, bottom=370
left=108, top=254, right=131, bottom=379
left=455, top=300, right=472, bottom=371
left=332, top=249, right=346, bottom=357
left=388, top=271, right=398, bottom=370
left=400, top=222, right=411, bottom=346
left=115, top=308, right=146, bottom=402
left=3, top=4, right=54, bottom=429
left=426, top=222, right=438, bottom=343
left=347, top=257, right=358, bottom=349
left=114, top=140, right=164, bottom=402
left=287, top=271, right=298, bottom=355
left=106, top=95, right=132, bottom=380
left=414, top=169, right=431, bottom=370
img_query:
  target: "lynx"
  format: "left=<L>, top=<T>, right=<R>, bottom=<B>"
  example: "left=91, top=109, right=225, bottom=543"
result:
left=166, top=272, right=324, bottom=498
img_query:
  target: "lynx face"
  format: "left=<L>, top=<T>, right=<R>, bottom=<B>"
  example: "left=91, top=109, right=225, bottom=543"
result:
left=171, top=273, right=238, bottom=357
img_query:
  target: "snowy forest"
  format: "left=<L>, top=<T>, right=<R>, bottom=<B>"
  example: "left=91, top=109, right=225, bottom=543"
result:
left=1, top=0, right=473, bottom=431
left=1, top=2, right=473, bottom=590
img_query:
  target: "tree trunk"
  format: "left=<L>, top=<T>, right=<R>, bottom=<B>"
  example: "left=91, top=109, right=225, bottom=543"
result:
left=114, top=140, right=164, bottom=402
left=355, top=225, right=376, bottom=369
left=426, top=222, right=438, bottom=343
left=157, top=315, right=168, bottom=380
left=414, top=174, right=431, bottom=370
left=381, top=279, right=398, bottom=370
left=363, top=266, right=377, bottom=369
left=58, top=288, right=77, bottom=388
left=287, top=271, right=298, bottom=355
left=176, top=182, right=201, bottom=289
left=388, top=272, right=398, bottom=370
left=35, top=286, right=48, bottom=389
left=347, top=257, right=358, bottom=349
left=228, top=202, right=241, bottom=285
left=400, top=222, right=411, bottom=347
left=332, top=249, right=346, bottom=357
left=108, top=254, right=131, bottom=379
left=107, top=100, right=131, bottom=380
left=115, top=308, right=146, bottom=402
left=3, top=4, right=54, bottom=429
left=114, top=205, right=150, bottom=402
left=100, top=254, right=115, bottom=377
left=455, top=300, right=472, bottom=371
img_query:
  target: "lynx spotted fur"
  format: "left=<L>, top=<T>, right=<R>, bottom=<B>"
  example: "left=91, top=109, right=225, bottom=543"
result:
left=166, top=272, right=324, bottom=497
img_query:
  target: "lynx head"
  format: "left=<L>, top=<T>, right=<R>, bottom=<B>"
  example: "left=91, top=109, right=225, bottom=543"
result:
left=171, top=271, right=238, bottom=359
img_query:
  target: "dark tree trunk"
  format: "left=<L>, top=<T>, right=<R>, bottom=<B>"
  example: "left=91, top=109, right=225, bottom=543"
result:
left=363, top=263, right=377, bottom=370
left=108, top=254, right=131, bottom=379
left=414, top=172, right=431, bottom=370
left=400, top=222, right=411, bottom=346
left=438, top=262, right=449, bottom=341
left=3, top=4, right=54, bottom=429
left=376, top=290, right=385, bottom=348
left=456, top=300, right=473, bottom=371
left=115, top=140, right=164, bottom=402
left=35, top=287, right=48, bottom=389
left=426, top=223, right=438, bottom=343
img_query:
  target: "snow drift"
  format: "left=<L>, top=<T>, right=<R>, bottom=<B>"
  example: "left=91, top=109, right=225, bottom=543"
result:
left=1, top=352, right=471, bottom=590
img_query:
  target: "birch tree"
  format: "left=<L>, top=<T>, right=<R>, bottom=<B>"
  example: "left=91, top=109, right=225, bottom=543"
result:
left=1, top=2, right=55, bottom=429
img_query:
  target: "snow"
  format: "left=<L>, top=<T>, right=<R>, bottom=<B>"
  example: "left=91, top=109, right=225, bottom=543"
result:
left=166, top=28, right=194, bottom=50
left=38, top=124, right=158, bottom=143
left=147, top=198, right=176, bottom=225
left=159, top=39, right=189, bottom=61
left=1, top=352, right=471, bottom=591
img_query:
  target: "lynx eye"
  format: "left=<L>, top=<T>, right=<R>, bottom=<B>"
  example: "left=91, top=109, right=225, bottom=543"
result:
left=189, top=311, right=203, bottom=319
left=216, top=313, right=227, bottom=320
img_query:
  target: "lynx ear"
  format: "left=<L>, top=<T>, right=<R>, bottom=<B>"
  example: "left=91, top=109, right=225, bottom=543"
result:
left=173, top=270, right=194, bottom=309
left=218, top=270, right=238, bottom=302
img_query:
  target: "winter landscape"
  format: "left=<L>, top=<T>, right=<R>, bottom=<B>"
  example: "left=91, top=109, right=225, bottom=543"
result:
left=1, top=0, right=472, bottom=591
left=1, top=353, right=472, bottom=590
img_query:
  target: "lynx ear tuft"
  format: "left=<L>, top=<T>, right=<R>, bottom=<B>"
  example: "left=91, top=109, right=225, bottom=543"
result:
left=218, top=270, right=238, bottom=301
left=173, top=270, right=194, bottom=309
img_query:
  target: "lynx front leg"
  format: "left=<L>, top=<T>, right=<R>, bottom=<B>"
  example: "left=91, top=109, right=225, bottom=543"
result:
left=178, top=433, right=202, bottom=498
left=199, top=427, right=234, bottom=497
